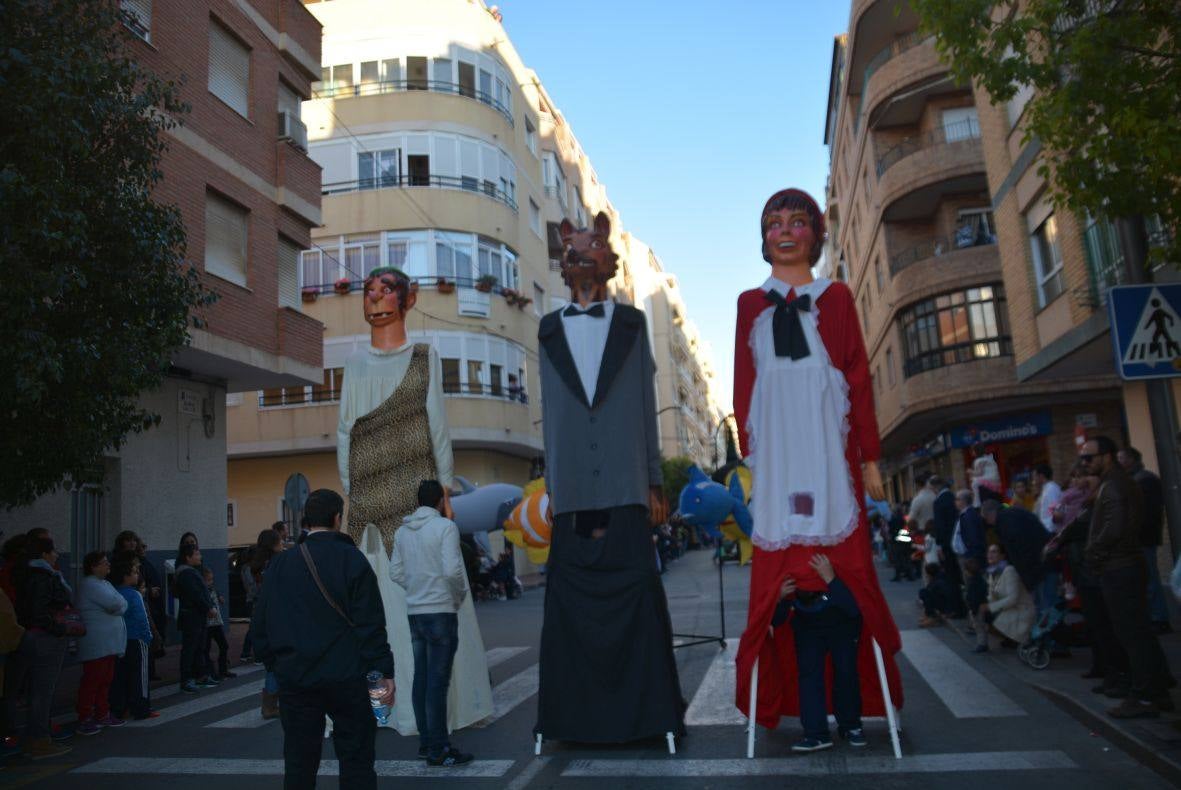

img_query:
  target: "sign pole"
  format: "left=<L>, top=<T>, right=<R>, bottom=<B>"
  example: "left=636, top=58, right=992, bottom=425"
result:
left=1118, top=217, right=1181, bottom=561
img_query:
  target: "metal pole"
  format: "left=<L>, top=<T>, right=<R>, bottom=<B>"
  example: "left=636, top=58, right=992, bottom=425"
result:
left=718, top=552, right=725, bottom=644
left=1117, top=216, right=1181, bottom=561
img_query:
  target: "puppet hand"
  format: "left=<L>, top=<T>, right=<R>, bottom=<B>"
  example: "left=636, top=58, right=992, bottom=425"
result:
left=778, top=576, right=797, bottom=601
left=864, top=461, right=886, bottom=502
left=809, top=553, right=835, bottom=584
left=648, top=486, right=668, bottom=526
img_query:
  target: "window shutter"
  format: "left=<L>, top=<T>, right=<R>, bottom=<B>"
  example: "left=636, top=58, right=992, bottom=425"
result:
left=205, top=192, right=248, bottom=286
left=277, top=237, right=300, bottom=309
left=209, top=21, right=250, bottom=117
left=120, top=0, right=151, bottom=39
left=277, top=82, right=300, bottom=118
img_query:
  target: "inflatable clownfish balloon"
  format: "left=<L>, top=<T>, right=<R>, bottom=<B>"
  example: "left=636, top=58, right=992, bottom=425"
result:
left=503, top=478, right=552, bottom=564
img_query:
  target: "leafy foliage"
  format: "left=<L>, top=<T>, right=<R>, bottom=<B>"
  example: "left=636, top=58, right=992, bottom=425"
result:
left=0, top=0, right=214, bottom=507
left=661, top=456, right=696, bottom=509
left=910, top=0, right=1180, bottom=265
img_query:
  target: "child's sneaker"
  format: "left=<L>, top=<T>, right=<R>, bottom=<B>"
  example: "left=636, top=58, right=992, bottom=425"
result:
left=76, top=719, right=101, bottom=736
left=427, top=747, right=474, bottom=766
left=196, top=677, right=220, bottom=688
left=181, top=680, right=200, bottom=694
left=839, top=727, right=867, bottom=747
left=791, top=736, right=833, bottom=753
left=97, top=714, right=125, bottom=728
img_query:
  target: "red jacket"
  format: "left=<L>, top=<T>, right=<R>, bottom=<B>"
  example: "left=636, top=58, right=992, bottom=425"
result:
left=732, top=279, right=903, bottom=724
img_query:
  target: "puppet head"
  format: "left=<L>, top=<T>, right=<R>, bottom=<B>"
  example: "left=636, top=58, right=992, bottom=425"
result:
left=761, top=188, right=825, bottom=267
left=559, top=211, right=618, bottom=303
left=362, top=266, right=415, bottom=330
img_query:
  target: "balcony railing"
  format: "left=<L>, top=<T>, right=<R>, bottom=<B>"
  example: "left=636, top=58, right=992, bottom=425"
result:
left=876, top=117, right=982, bottom=178
left=312, top=79, right=513, bottom=127
left=853, top=32, right=933, bottom=132
left=441, top=382, right=529, bottom=403
left=258, top=389, right=340, bottom=409
left=301, top=275, right=519, bottom=296
left=890, top=235, right=997, bottom=277
left=321, top=174, right=517, bottom=211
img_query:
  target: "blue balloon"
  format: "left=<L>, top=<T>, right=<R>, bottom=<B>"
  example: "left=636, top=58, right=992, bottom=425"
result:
left=677, top=465, right=752, bottom=539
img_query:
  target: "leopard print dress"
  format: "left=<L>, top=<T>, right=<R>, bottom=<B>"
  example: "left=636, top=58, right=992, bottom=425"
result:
left=346, top=344, right=437, bottom=553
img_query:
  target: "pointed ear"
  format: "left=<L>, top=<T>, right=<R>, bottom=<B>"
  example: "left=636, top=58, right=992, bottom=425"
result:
left=593, top=211, right=611, bottom=237
left=559, top=218, right=575, bottom=241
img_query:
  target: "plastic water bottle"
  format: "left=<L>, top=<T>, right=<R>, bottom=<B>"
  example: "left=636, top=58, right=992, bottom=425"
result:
left=366, top=670, right=390, bottom=725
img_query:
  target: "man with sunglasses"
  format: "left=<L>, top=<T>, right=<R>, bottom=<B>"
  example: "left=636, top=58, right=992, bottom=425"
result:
left=1080, top=435, right=1174, bottom=718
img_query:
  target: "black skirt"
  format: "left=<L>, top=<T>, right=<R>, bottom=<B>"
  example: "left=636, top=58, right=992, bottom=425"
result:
left=535, top=505, right=686, bottom=743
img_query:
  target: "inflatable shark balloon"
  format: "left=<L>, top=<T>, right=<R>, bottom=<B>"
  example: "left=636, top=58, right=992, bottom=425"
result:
left=677, top=465, right=752, bottom=540
left=449, top=476, right=522, bottom=535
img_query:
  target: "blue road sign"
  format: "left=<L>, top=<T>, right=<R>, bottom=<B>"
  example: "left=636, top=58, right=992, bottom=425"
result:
left=1109, top=284, right=1181, bottom=380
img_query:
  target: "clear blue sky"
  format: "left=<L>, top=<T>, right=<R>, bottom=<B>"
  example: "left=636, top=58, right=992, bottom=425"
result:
left=499, top=0, right=852, bottom=407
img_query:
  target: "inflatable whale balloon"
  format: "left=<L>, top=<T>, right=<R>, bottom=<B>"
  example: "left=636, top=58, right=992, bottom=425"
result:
left=449, top=476, right=522, bottom=535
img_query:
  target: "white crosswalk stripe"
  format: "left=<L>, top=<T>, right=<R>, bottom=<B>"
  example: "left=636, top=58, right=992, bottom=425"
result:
left=685, top=639, right=746, bottom=726
left=73, top=756, right=514, bottom=778
left=485, top=645, right=529, bottom=670
left=900, top=630, right=1025, bottom=718
left=472, top=663, right=539, bottom=727
left=129, top=682, right=265, bottom=728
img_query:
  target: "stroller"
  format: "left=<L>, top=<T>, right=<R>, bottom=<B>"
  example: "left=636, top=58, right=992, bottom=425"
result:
left=1019, top=600, right=1068, bottom=670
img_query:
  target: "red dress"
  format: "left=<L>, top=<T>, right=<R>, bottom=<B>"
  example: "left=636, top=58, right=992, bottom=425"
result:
left=733, top=279, right=903, bottom=725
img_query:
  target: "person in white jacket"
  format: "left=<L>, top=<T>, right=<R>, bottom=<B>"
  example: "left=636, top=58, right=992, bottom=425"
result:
left=75, top=551, right=128, bottom=734
left=390, top=480, right=474, bottom=767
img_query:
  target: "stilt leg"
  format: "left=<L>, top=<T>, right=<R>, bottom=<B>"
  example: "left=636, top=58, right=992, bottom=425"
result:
left=534, top=732, right=542, bottom=756
left=666, top=732, right=676, bottom=755
left=872, top=638, right=902, bottom=759
left=746, top=657, right=759, bottom=759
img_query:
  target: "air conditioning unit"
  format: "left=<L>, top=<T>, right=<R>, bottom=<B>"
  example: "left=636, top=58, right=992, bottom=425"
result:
left=277, top=110, right=308, bottom=152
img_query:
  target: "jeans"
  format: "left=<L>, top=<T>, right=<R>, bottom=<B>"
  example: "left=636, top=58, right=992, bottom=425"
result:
left=1101, top=562, right=1170, bottom=700
left=265, top=671, right=280, bottom=695
left=793, top=620, right=862, bottom=740
left=1145, top=547, right=1170, bottom=624
left=1078, top=583, right=1128, bottom=680
left=279, top=678, right=376, bottom=790
left=3, top=630, right=68, bottom=739
left=178, top=613, right=207, bottom=682
left=408, top=612, right=459, bottom=757
left=241, top=600, right=255, bottom=658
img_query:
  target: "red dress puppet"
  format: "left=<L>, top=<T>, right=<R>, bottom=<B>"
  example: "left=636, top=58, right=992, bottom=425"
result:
left=733, top=189, right=903, bottom=728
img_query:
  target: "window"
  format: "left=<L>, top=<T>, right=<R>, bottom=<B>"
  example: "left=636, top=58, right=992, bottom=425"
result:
left=942, top=107, right=980, bottom=142
left=458, top=62, right=476, bottom=98
left=489, top=364, right=503, bottom=396
left=204, top=191, right=248, bottom=287
left=300, top=248, right=327, bottom=288
left=343, top=240, right=380, bottom=281
left=886, top=348, right=897, bottom=387
left=542, top=152, right=567, bottom=209
left=277, top=236, right=300, bottom=309
left=1030, top=214, right=1065, bottom=307
left=529, top=199, right=541, bottom=236
left=430, top=330, right=526, bottom=400
left=956, top=208, right=997, bottom=248
left=441, top=359, right=461, bottom=393
left=432, top=58, right=452, bottom=90
left=357, top=149, right=400, bottom=190
left=208, top=20, right=250, bottom=117
left=533, top=283, right=544, bottom=317
left=467, top=360, right=484, bottom=394
left=120, top=0, right=151, bottom=40
left=899, top=286, right=1011, bottom=376
left=525, top=117, right=537, bottom=156
left=406, top=56, right=427, bottom=90
left=381, top=59, right=400, bottom=84
left=1083, top=214, right=1124, bottom=300
left=260, top=367, right=343, bottom=408
left=330, top=64, right=353, bottom=91
left=407, top=155, right=430, bottom=186
left=277, top=81, right=301, bottom=119
left=359, top=60, right=379, bottom=87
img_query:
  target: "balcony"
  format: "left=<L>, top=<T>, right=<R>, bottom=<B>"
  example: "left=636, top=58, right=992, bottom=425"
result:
left=890, top=236, right=997, bottom=278
left=877, top=118, right=981, bottom=178
left=852, top=31, right=933, bottom=131
left=321, top=173, right=517, bottom=212
left=313, top=79, right=513, bottom=128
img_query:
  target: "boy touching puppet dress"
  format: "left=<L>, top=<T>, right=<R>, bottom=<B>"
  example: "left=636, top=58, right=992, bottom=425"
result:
left=734, top=188, right=903, bottom=747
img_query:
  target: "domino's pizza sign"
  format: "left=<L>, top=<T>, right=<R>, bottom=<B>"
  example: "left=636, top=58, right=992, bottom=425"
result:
left=1109, top=284, right=1181, bottom=380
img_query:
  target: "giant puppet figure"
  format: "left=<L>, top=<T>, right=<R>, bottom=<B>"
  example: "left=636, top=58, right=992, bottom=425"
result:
left=732, top=190, right=903, bottom=731
left=336, top=267, right=492, bottom=734
left=535, top=212, right=686, bottom=746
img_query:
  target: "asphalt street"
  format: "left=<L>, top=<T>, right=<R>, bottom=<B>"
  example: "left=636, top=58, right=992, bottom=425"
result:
left=5, top=548, right=1173, bottom=789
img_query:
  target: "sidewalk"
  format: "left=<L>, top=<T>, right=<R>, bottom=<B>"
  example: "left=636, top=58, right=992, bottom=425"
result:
left=940, top=612, right=1181, bottom=785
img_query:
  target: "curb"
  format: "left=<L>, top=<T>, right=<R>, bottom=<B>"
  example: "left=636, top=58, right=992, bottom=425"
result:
left=1030, top=681, right=1181, bottom=787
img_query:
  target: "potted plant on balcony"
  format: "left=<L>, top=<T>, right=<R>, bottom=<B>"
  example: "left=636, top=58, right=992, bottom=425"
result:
left=517, top=296, right=532, bottom=311
left=501, top=287, right=518, bottom=305
left=475, top=273, right=499, bottom=293
left=333, top=277, right=351, bottom=294
left=436, top=277, right=455, bottom=294
left=301, top=286, right=318, bottom=303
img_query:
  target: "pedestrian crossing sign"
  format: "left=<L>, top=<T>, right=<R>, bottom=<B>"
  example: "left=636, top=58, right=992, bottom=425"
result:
left=1108, top=284, right=1181, bottom=380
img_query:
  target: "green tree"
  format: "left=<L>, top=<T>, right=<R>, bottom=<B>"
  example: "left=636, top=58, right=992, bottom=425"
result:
left=909, top=0, right=1180, bottom=265
left=661, top=456, right=696, bottom=510
left=0, top=0, right=213, bottom=507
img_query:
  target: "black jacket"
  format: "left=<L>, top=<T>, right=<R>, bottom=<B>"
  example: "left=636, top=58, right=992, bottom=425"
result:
left=15, top=564, right=71, bottom=632
left=995, top=507, right=1049, bottom=592
left=957, top=506, right=987, bottom=565
left=1131, top=465, right=1164, bottom=547
left=1086, top=467, right=1145, bottom=575
left=251, top=531, right=393, bottom=690
left=771, top=577, right=861, bottom=630
left=933, top=489, right=957, bottom=545
left=173, top=564, right=209, bottom=621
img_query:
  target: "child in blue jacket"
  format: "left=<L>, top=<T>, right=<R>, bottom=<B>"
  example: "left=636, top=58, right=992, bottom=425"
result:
left=109, top=553, right=154, bottom=720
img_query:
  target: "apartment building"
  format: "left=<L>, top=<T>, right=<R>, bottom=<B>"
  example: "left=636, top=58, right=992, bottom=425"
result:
left=823, top=0, right=1124, bottom=501
left=0, top=0, right=325, bottom=588
left=226, top=0, right=725, bottom=556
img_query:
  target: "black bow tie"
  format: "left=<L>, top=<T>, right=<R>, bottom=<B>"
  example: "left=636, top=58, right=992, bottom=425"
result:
left=564, top=303, right=606, bottom=318
left=764, top=290, right=812, bottom=360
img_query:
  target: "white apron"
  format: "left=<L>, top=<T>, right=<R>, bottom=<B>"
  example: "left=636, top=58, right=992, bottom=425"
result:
left=359, top=524, right=493, bottom=734
left=746, top=278, right=859, bottom=550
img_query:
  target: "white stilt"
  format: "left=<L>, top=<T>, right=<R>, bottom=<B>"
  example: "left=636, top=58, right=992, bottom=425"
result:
left=746, top=657, right=759, bottom=759
left=534, top=732, right=542, bottom=756
left=872, top=638, right=902, bottom=759
left=666, top=732, right=676, bottom=755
